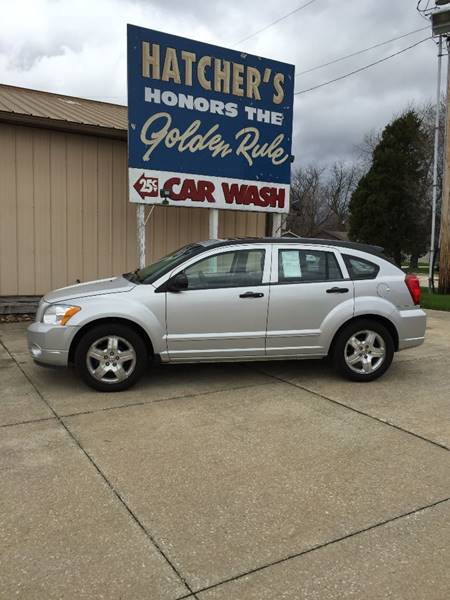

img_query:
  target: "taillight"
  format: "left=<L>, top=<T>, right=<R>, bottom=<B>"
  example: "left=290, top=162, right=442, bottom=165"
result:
left=405, top=273, right=421, bottom=305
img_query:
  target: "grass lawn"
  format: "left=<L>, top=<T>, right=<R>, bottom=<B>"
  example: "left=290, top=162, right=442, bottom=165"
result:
left=402, top=264, right=430, bottom=275
left=420, top=287, right=450, bottom=311
left=415, top=265, right=431, bottom=275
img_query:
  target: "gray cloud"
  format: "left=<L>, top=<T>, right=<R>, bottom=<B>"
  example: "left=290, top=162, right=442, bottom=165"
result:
left=0, top=0, right=437, bottom=168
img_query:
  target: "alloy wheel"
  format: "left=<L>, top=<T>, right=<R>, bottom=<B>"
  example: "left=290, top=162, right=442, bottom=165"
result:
left=344, top=329, right=386, bottom=375
left=86, top=335, right=136, bottom=384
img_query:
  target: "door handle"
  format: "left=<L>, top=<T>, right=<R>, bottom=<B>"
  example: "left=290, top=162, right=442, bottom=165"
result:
left=239, top=291, right=264, bottom=298
left=326, top=287, right=349, bottom=294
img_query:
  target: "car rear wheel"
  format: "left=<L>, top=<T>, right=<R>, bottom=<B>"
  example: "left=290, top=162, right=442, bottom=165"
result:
left=74, top=323, right=148, bottom=392
left=333, top=319, right=394, bottom=382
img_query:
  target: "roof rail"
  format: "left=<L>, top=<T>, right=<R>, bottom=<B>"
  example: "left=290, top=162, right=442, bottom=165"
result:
left=201, top=237, right=386, bottom=258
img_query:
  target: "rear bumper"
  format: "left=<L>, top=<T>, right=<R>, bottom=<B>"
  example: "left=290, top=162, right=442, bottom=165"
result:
left=27, top=322, right=79, bottom=366
left=396, top=307, right=427, bottom=351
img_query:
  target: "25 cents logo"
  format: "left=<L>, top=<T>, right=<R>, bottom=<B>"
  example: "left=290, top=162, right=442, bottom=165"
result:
left=133, top=174, right=159, bottom=199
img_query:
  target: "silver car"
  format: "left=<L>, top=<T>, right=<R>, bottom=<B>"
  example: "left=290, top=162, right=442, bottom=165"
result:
left=27, top=238, right=426, bottom=392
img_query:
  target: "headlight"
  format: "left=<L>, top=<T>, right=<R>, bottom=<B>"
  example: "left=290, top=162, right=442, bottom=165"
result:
left=43, top=304, right=81, bottom=326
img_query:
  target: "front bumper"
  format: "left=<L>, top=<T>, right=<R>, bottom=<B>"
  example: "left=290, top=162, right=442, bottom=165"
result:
left=27, top=322, right=80, bottom=367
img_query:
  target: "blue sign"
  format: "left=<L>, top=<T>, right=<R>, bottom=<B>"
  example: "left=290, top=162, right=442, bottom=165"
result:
left=127, top=24, right=294, bottom=213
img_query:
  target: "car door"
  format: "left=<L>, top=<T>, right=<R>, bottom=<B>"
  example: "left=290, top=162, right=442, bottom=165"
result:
left=266, top=244, right=354, bottom=357
left=165, top=245, right=270, bottom=361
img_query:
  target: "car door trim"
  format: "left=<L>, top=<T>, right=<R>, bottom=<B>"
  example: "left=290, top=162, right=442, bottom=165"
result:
left=266, top=329, right=321, bottom=338
left=165, top=331, right=267, bottom=342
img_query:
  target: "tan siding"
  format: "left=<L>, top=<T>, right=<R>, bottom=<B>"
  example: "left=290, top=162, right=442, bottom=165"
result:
left=82, top=136, right=98, bottom=282
left=16, top=127, right=35, bottom=294
left=0, top=125, right=18, bottom=294
left=97, top=139, right=113, bottom=278
left=125, top=187, right=137, bottom=269
left=219, top=211, right=237, bottom=239
left=50, top=131, right=68, bottom=290
left=0, top=123, right=266, bottom=296
left=33, top=129, right=52, bottom=293
left=111, top=141, right=127, bottom=275
left=66, top=135, right=83, bottom=285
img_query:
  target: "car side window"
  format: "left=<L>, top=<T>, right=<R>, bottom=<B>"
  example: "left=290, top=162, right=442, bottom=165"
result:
left=184, top=249, right=265, bottom=290
left=278, top=249, right=343, bottom=283
left=343, top=254, right=380, bottom=280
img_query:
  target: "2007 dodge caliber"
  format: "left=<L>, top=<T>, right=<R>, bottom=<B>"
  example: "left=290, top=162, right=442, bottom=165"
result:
left=27, top=238, right=426, bottom=392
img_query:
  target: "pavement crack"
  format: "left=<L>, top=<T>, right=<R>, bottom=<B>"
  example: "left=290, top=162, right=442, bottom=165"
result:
left=61, top=381, right=270, bottom=419
left=256, top=368, right=450, bottom=452
left=0, top=338, right=198, bottom=599
left=187, top=495, right=450, bottom=597
left=0, top=416, right=56, bottom=429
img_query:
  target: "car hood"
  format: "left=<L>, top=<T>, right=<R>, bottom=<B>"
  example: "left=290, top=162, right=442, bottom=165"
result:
left=43, top=276, right=135, bottom=304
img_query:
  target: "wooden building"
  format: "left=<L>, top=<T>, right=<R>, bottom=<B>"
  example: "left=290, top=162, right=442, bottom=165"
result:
left=0, top=84, right=265, bottom=298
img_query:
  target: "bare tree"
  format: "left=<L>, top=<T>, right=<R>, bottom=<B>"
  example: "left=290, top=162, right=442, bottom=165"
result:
left=287, top=162, right=360, bottom=237
left=355, top=129, right=381, bottom=173
left=325, top=161, right=361, bottom=226
left=287, top=166, right=331, bottom=236
left=287, top=100, right=444, bottom=252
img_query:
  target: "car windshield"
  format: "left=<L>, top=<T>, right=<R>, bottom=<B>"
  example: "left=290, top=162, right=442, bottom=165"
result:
left=123, top=243, right=202, bottom=284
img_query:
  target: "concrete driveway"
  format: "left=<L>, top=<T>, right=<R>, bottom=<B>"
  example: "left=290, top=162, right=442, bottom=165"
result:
left=1, top=310, right=450, bottom=599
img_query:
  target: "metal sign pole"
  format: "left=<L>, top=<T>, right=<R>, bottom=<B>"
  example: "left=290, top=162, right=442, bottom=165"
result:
left=137, top=204, right=146, bottom=269
left=209, top=208, right=219, bottom=239
left=272, top=213, right=282, bottom=237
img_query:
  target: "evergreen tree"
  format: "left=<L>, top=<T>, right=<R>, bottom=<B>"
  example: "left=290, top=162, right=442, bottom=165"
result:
left=348, top=111, right=428, bottom=266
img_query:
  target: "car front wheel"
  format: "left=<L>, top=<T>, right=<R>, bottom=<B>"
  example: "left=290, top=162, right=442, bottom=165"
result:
left=74, top=323, right=148, bottom=392
left=333, top=319, right=394, bottom=382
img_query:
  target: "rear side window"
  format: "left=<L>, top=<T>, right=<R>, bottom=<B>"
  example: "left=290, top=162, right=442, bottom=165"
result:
left=343, top=254, right=380, bottom=280
left=278, top=249, right=343, bottom=283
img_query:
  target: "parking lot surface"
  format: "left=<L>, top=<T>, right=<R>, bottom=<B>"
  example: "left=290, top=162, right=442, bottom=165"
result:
left=1, top=310, right=450, bottom=599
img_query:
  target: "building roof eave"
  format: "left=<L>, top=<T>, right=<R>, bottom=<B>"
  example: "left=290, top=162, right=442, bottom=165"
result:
left=0, top=111, right=127, bottom=141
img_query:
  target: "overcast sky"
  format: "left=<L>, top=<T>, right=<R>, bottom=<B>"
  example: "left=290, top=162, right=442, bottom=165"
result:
left=0, top=0, right=438, bottom=167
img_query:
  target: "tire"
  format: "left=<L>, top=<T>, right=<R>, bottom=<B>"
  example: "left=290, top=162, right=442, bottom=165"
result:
left=74, top=323, right=148, bottom=392
left=332, top=319, right=394, bottom=382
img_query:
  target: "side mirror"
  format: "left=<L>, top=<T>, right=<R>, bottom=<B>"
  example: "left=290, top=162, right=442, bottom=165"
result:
left=166, top=271, right=188, bottom=293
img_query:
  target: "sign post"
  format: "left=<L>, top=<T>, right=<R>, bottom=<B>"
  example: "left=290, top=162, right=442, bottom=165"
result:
left=127, top=25, right=295, bottom=258
left=137, top=205, right=146, bottom=268
left=272, top=214, right=282, bottom=237
left=209, top=208, right=219, bottom=239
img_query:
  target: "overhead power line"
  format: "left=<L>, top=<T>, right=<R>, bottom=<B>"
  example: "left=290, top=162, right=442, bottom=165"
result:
left=294, top=36, right=431, bottom=95
left=416, top=0, right=433, bottom=22
left=296, top=26, right=429, bottom=76
left=233, top=0, right=318, bottom=46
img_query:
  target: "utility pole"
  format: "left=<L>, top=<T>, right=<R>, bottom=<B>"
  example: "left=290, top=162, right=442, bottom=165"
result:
left=439, top=37, right=450, bottom=293
left=429, top=35, right=443, bottom=290
left=432, top=2, right=450, bottom=292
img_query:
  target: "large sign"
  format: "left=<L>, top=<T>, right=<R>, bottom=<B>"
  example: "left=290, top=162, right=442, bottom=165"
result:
left=127, top=25, right=294, bottom=213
